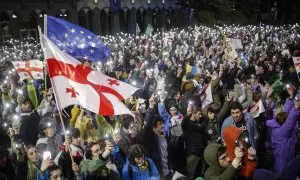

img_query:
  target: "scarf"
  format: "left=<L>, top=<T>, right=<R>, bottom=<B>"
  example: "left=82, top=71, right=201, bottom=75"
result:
left=137, top=159, right=149, bottom=171
left=27, top=161, right=38, bottom=180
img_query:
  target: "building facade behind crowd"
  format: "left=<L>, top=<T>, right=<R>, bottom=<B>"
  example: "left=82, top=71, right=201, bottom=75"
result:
left=0, top=24, right=300, bottom=180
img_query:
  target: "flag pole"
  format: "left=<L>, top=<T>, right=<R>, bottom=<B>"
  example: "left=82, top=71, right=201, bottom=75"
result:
left=49, top=73, right=75, bottom=163
left=38, top=29, right=74, bottom=163
left=43, top=14, right=48, bottom=90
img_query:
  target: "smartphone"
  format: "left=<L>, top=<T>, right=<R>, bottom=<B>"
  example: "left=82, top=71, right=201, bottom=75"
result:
left=104, top=134, right=116, bottom=146
left=43, top=151, right=52, bottom=160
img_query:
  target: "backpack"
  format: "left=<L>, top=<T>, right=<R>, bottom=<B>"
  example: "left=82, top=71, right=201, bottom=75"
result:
left=127, top=159, right=152, bottom=180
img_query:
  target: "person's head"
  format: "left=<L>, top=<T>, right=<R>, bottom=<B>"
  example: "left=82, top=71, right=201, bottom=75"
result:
left=122, top=115, right=138, bottom=138
left=168, top=102, right=178, bottom=117
left=39, top=118, right=56, bottom=138
left=230, top=102, right=243, bottom=122
left=68, top=128, right=81, bottom=146
left=275, top=112, right=289, bottom=125
left=217, top=146, right=231, bottom=168
left=207, top=107, right=217, bottom=120
left=166, top=60, right=173, bottom=68
left=235, top=130, right=251, bottom=151
left=174, top=91, right=181, bottom=100
left=191, top=106, right=202, bottom=121
left=87, top=140, right=106, bottom=158
left=204, top=76, right=212, bottom=84
left=48, top=165, right=63, bottom=180
left=128, top=144, right=145, bottom=165
left=83, top=115, right=94, bottom=129
left=129, top=59, right=135, bottom=67
left=255, top=64, right=266, bottom=75
left=20, top=99, right=33, bottom=113
left=17, top=93, right=25, bottom=105
left=153, top=116, right=164, bottom=135
left=26, top=145, right=39, bottom=163
left=286, top=83, right=296, bottom=95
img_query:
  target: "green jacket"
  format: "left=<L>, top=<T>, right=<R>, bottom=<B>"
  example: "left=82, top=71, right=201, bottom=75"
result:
left=96, top=115, right=121, bottom=139
left=80, top=157, right=107, bottom=177
left=80, top=157, right=121, bottom=180
left=204, top=144, right=237, bottom=180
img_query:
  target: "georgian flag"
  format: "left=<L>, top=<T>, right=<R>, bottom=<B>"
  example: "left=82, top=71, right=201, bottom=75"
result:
left=200, top=84, right=213, bottom=109
left=246, top=99, right=265, bottom=118
left=41, top=34, right=138, bottom=116
left=11, top=60, right=44, bottom=80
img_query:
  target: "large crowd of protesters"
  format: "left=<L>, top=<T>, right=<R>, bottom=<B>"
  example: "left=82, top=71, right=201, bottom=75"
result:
left=0, top=23, right=300, bottom=180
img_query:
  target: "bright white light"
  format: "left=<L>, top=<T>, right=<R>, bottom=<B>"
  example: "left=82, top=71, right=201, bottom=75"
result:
left=12, top=14, right=17, bottom=19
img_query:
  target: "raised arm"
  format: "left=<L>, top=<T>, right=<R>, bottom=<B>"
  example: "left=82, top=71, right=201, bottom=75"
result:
left=279, top=106, right=300, bottom=138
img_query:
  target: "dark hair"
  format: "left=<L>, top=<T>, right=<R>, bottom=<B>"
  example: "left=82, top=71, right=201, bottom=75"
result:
left=48, top=165, right=63, bottom=176
left=166, top=101, right=178, bottom=114
left=153, top=115, right=164, bottom=128
left=122, top=115, right=134, bottom=129
left=207, top=107, right=217, bottom=114
left=85, top=139, right=106, bottom=159
left=230, top=102, right=243, bottom=111
left=128, top=144, right=145, bottom=163
left=275, top=112, right=289, bottom=125
left=217, top=146, right=227, bottom=158
left=26, top=144, right=36, bottom=150
left=192, top=106, right=202, bottom=114
left=204, top=76, right=212, bottom=84
left=68, top=127, right=80, bottom=138
left=38, top=117, right=56, bottom=137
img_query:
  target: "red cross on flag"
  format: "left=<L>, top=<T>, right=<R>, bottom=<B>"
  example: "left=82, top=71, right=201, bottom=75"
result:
left=293, top=57, right=300, bottom=74
left=11, top=60, right=44, bottom=80
left=40, top=33, right=138, bottom=116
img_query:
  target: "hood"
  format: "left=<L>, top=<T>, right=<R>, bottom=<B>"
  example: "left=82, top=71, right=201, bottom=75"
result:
left=204, top=144, right=224, bottom=170
left=223, top=126, right=241, bottom=160
left=266, top=119, right=280, bottom=128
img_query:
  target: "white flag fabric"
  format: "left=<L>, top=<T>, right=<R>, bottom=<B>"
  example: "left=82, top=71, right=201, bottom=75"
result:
left=246, top=99, right=265, bottom=118
left=293, top=57, right=300, bottom=74
left=229, top=38, right=243, bottom=49
left=41, top=34, right=138, bottom=116
left=11, top=60, right=44, bottom=80
left=200, top=84, right=213, bottom=109
left=224, top=45, right=238, bottom=61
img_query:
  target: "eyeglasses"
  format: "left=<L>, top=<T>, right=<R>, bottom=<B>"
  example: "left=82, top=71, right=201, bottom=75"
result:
left=170, top=108, right=177, bottom=111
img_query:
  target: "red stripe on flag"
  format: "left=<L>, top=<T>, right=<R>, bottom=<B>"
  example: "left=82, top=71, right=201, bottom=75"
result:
left=47, top=58, right=124, bottom=115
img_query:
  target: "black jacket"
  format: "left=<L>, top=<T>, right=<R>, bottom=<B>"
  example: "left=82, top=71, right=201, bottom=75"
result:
left=142, top=108, right=168, bottom=174
left=20, top=110, right=41, bottom=146
left=182, top=116, right=208, bottom=156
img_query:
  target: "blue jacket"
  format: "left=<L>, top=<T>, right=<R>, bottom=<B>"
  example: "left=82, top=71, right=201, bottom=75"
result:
left=221, top=112, right=258, bottom=148
left=122, top=158, right=160, bottom=180
left=37, top=170, right=82, bottom=180
left=158, top=103, right=183, bottom=138
left=266, top=99, right=300, bottom=174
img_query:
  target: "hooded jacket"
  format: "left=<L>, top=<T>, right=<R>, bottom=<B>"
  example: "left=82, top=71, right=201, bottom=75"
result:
left=122, top=158, right=160, bottom=180
left=204, top=144, right=238, bottom=180
left=223, top=126, right=257, bottom=179
left=265, top=99, right=300, bottom=174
